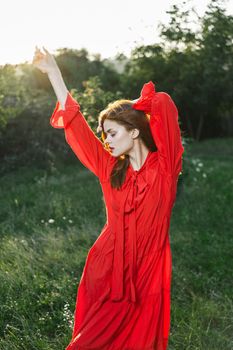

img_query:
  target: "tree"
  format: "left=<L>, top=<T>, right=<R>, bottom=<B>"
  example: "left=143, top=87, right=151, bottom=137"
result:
left=0, top=65, right=29, bottom=131
left=121, top=0, right=233, bottom=140
left=71, top=76, right=123, bottom=131
left=160, top=0, right=233, bottom=140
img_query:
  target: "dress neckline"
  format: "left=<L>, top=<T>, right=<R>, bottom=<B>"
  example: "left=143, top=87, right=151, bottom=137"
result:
left=128, top=150, right=152, bottom=174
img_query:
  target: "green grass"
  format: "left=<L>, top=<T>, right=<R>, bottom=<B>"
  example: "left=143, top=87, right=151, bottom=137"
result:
left=0, top=137, right=232, bottom=350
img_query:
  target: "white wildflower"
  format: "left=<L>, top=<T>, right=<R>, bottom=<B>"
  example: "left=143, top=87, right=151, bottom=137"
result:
left=63, top=302, right=73, bottom=328
left=191, top=158, right=200, bottom=165
left=48, top=219, right=55, bottom=224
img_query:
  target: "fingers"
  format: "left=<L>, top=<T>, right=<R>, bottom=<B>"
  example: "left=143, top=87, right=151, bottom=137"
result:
left=32, top=45, right=56, bottom=73
left=33, top=48, right=41, bottom=62
left=42, top=46, right=50, bottom=54
left=35, top=46, right=42, bottom=55
left=32, top=51, right=45, bottom=69
left=34, top=46, right=48, bottom=57
left=33, top=46, right=45, bottom=59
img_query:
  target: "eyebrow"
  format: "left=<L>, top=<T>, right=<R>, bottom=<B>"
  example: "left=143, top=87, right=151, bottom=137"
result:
left=106, top=128, right=115, bottom=133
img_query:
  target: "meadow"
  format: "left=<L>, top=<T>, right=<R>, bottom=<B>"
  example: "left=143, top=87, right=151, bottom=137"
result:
left=0, top=137, right=232, bottom=350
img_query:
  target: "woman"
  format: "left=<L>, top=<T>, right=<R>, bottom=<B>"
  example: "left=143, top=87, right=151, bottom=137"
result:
left=33, top=47, right=184, bottom=350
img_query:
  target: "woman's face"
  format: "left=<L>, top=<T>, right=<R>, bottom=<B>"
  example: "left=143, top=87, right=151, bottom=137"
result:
left=103, top=119, right=135, bottom=157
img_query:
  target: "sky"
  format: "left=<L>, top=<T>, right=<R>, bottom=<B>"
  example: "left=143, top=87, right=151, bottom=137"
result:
left=0, top=0, right=232, bottom=65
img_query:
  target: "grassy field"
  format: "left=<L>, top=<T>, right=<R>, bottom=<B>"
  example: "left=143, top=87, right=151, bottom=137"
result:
left=0, top=137, right=232, bottom=350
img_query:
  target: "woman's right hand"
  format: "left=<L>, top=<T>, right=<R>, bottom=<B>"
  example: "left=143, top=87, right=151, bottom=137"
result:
left=32, top=47, right=59, bottom=74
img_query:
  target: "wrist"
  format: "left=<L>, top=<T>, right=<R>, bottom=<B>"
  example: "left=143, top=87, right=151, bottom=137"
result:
left=48, top=65, right=61, bottom=78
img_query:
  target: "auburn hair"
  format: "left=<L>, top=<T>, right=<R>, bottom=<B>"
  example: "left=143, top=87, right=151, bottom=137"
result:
left=98, top=99, right=157, bottom=189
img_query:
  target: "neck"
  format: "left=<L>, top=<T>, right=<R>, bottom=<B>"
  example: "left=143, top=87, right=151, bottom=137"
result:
left=128, top=143, right=150, bottom=171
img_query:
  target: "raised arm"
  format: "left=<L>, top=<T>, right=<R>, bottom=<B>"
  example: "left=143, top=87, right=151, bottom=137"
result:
left=133, top=81, right=184, bottom=177
left=150, top=92, right=184, bottom=176
left=32, top=47, right=112, bottom=180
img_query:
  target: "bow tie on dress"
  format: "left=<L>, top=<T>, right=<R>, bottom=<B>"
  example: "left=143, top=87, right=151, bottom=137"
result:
left=110, top=169, right=149, bottom=303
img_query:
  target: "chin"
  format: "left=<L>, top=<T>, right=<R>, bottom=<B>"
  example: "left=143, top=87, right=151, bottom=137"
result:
left=110, top=149, right=128, bottom=158
left=111, top=152, right=120, bottom=158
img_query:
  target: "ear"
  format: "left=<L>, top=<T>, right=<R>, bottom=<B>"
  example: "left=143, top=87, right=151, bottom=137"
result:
left=130, top=128, right=140, bottom=139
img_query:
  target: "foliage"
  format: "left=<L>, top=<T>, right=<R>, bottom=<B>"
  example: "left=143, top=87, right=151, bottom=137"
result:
left=71, top=76, right=123, bottom=130
left=0, top=75, right=123, bottom=174
left=0, top=65, right=28, bottom=130
left=123, top=0, right=233, bottom=140
left=55, top=48, right=120, bottom=93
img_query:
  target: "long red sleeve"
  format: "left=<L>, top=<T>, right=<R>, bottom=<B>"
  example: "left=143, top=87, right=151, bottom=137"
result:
left=149, top=92, right=184, bottom=176
left=50, top=92, right=112, bottom=181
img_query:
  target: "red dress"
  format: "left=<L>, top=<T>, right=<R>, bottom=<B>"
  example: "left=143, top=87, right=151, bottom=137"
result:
left=50, top=82, right=184, bottom=350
